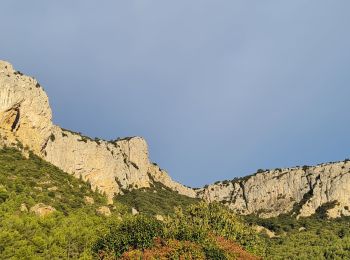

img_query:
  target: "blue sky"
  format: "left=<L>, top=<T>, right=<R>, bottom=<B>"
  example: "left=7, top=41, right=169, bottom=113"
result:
left=2, top=1, right=350, bottom=187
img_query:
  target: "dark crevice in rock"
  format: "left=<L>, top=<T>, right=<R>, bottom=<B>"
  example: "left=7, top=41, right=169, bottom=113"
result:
left=40, top=138, right=50, bottom=154
left=11, top=108, right=20, bottom=132
left=293, top=174, right=321, bottom=214
left=239, top=181, right=249, bottom=210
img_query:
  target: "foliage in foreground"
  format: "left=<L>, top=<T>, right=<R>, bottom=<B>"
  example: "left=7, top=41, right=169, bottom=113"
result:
left=94, top=202, right=265, bottom=259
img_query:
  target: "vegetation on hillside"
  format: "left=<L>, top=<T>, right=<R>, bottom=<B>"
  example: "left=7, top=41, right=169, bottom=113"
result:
left=245, top=214, right=350, bottom=259
left=0, top=148, right=263, bottom=259
left=3, top=146, right=349, bottom=259
left=115, top=181, right=200, bottom=216
left=0, top=147, right=126, bottom=259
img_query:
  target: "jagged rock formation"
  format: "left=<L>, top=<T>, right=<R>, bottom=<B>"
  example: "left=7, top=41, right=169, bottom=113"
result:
left=0, top=60, right=195, bottom=203
left=198, top=161, right=350, bottom=218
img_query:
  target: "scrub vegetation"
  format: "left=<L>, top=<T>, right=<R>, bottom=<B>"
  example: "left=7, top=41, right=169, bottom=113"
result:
left=245, top=214, right=350, bottom=259
left=0, top=148, right=263, bottom=259
left=1, top=147, right=349, bottom=259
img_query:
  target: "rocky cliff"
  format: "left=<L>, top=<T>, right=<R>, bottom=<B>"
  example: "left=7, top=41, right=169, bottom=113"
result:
left=197, top=161, right=350, bottom=218
left=0, top=60, right=195, bottom=203
left=2, top=59, right=350, bottom=219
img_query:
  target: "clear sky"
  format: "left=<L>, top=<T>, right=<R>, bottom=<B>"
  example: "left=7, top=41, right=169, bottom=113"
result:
left=2, top=1, right=350, bottom=187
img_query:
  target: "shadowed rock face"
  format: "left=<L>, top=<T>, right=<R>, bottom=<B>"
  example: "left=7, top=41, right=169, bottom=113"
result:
left=0, top=60, right=195, bottom=203
left=197, top=162, right=350, bottom=218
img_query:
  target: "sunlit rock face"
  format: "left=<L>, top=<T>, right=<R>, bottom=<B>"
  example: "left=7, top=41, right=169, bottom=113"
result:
left=0, top=60, right=195, bottom=203
left=198, top=162, right=350, bottom=219
left=3, top=59, right=348, bottom=217
left=0, top=60, right=53, bottom=154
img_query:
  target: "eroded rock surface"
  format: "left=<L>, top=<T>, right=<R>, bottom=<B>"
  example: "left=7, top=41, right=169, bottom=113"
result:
left=0, top=61, right=52, bottom=154
left=198, top=162, right=350, bottom=218
left=0, top=60, right=195, bottom=203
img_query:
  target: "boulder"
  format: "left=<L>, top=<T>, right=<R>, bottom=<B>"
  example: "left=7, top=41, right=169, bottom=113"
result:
left=97, top=206, right=111, bottom=217
left=30, top=203, right=56, bottom=217
left=132, top=207, right=139, bottom=215
left=84, top=196, right=95, bottom=205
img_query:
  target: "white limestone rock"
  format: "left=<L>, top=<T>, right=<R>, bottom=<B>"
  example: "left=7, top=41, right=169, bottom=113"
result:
left=97, top=206, right=111, bottom=217
left=198, top=162, right=350, bottom=219
left=0, top=60, right=194, bottom=204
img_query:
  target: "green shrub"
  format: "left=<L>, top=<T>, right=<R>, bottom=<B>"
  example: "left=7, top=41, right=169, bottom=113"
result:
left=93, top=215, right=163, bottom=257
left=164, top=202, right=267, bottom=257
left=0, top=191, right=9, bottom=203
left=203, top=243, right=227, bottom=259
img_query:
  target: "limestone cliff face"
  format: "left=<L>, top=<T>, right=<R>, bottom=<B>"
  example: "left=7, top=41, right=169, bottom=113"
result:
left=197, top=162, right=350, bottom=218
left=3, top=59, right=350, bottom=218
left=0, top=60, right=195, bottom=203
left=0, top=61, right=53, bottom=154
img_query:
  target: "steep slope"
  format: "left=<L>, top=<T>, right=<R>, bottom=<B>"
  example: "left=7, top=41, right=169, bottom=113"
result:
left=0, top=147, right=110, bottom=214
left=0, top=147, right=119, bottom=259
left=0, top=60, right=195, bottom=203
left=116, top=181, right=200, bottom=216
left=244, top=212, right=350, bottom=258
left=198, top=161, right=350, bottom=218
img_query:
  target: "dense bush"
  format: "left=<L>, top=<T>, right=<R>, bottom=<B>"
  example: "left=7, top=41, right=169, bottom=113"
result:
left=121, top=239, right=206, bottom=259
left=164, top=202, right=267, bottom=257
left=203, top=243, right=227, bottom=259
left=95, top=203, right=264, bottom=259
left=93, top=215, right=163, bottom=258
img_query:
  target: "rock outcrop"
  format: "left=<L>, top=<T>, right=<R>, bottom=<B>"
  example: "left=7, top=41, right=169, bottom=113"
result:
left=198, top=161, right=350, bottom=218
left=0, top=61, right=52, bottom=153
left=30, top=203, right=56, bottom=217
left=96, top=206, right=112, bottom=217
left=0, top=60, right=195, bottom=203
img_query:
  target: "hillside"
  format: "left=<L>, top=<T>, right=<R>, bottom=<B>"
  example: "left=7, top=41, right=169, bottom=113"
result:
left=0, top=147, right=263, bottom=259
left=0, top=147, right=121, bottom=258
left=2, top=147, right=350, bottom=259
left=115, top=181, right=200, bottom=216
left=245, top=214, right=350, bottom=259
